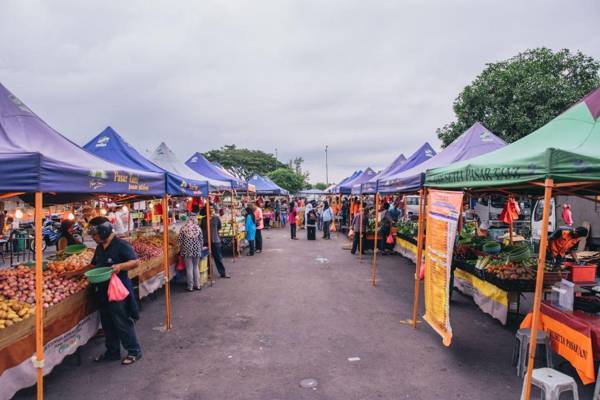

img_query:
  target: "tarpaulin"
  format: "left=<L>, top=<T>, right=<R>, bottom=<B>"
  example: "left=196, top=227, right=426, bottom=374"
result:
left=185, top=152, right=247, bottom=191
left=247, top=173, right=289, bottom=195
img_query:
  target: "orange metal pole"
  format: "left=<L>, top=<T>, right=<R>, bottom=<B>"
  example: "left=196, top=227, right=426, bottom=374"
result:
left=371, top=193, right=380, bottom=286
left=523, top=178, right=553, bottom=400
left=359, top=195, right=364, bottom=262
left=230, top=190, right=237, bottom=262
left=206, top=196, right=214, bottom=286
left=412, top=189, right=427, bottom=328
left=34, top=192, right=44, bottom=400
left=162, top=195, right=172, bottom=330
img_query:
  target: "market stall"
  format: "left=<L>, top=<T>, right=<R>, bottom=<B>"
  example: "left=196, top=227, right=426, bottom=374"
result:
left=0, top=84, right=165, bottom=400
left=423, top=86, right=600, bottom=399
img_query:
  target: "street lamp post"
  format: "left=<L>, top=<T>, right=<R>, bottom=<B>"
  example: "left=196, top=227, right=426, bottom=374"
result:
left=325, top=145, right=329, bottom=186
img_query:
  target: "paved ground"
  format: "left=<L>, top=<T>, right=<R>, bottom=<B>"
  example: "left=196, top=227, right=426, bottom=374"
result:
left=14, top=227, right=567, bottom=399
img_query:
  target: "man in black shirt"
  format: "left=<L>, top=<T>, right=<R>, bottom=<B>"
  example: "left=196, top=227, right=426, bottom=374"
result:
left=81, top=217, right=142, bottom=365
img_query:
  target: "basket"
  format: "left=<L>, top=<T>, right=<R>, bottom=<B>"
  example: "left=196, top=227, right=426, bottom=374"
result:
left=64, top=244, right=87, bottom=255
left=84, top=267, right=113, bottom=284
left=23, top=261, right=48, bottom=270
left=571, top=265, right=597, bottom=283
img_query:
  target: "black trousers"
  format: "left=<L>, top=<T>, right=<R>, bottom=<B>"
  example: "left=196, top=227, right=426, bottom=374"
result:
left=323, top=221, right=331, bottom=238
left=248, top=240, right=255, bottom=255
left=290, top=223, right=297, bottom=239
left=211, top=242, right=227, bottom=277
left=99, top=300, right=142, bottom=358
left=351, top=232, right=362, bottom=254
left=307, top=226, right=316, bottom=240
left=255, top=229, right=263, bottom=251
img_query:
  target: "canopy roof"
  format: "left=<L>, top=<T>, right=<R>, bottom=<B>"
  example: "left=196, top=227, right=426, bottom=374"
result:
left=150, top=143, right=225, bottom=195
left=426, top=87, right=600, bottom=192
left=339, top=168, right=377, bottom=194
left=298, top=188, right=327, bottom=196
left=0, top=84, right=164, bottom=195
left=361, top=153, right=407, bottom=194
left=185, top=152, right=247, bottom=191
left=328, top=170, right=362, bottom=194
left=247, top=174, right=289, bottom=195
left=362, top=143, right=436, bottom=194
left=378, top=123, right=505, bottom=193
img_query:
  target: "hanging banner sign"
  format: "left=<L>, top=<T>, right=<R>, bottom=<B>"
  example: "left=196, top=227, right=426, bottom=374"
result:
left=423, top=189, right=464, bottom=346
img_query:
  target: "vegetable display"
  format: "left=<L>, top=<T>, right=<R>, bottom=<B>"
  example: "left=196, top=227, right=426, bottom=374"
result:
left=0, top=265, right=89, bottom=308
left=48, top=248, right=95, bottom=274
left=0, top=298, right=33, bottom=329
left=131, top=236, right=163, bottom=261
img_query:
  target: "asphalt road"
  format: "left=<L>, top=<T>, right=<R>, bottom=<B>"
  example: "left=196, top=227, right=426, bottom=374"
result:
left=15, top=227, right=537, bottom=399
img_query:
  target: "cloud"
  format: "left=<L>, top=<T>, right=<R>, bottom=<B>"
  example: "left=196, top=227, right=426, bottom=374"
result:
left=1, top=0, right=599, bottom=183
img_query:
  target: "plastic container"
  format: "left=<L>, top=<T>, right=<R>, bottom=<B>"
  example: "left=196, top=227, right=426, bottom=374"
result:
left=64, top=244, right=87, bottom=255
left=84, top=267, right=113, bottom=284
left=571, top=264, right=597, bottom=283
left=551, top=279, right=575, bottom=311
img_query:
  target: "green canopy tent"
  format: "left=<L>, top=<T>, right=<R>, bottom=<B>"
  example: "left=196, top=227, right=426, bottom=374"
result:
left=423, top=86, right=600, bottom=400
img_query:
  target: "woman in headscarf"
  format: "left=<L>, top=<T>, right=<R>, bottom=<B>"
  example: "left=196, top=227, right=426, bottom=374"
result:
left=245, top=206, right=257, bottom=256
left=178, top=214, right=203, bottom=292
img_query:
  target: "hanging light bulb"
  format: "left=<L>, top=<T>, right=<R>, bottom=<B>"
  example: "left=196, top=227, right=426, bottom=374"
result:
left=99, top=208, right=107, bottom=216
left=122, top=205, right=129, bottom=213
left=15, top=209, right=23, bottom=219
left=68, top=213, right=75, bottom=221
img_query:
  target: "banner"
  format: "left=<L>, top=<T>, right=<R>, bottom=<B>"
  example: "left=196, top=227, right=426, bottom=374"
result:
left=423, top=189, right=463, bottom=346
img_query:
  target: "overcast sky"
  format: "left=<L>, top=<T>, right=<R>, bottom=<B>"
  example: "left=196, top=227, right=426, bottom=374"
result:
left=1, top=0, right=599, bottom=183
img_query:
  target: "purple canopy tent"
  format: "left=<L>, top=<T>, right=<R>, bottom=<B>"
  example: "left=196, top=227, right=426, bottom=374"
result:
left=377, top=122, right=505, bottom=193
left=185, top=152, right=248, bottom=191
left=361, top=154, right=406, bottom=194
left=329, top=170, right=362, bottom=194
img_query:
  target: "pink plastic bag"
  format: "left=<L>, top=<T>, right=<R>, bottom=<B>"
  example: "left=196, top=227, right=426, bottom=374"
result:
left=108, top=274, right=129, bottom=302
left=386, top=233, right=394, bottom=245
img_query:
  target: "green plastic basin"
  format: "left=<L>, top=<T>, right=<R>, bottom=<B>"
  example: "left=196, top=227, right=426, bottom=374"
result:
left=64, top=244, right=88, bottom=255
left=84, top=267, right=113, bottom=284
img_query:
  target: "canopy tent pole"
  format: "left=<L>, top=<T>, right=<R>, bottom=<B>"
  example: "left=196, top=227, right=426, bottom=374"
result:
left=231, top=189, right=237, bottom=261
left=206, top=195, right=214, bottom=287
left=523, top=178, right=553, bottom=400
left=411, top=189, right=427, bottom=329
left=371, top=193, right=380, bottom=286
left=349, top=197, right=354, bottom=233
left=34, top=192, right=44, bottom=400
left=359, top=195, right=364, bottom=262
left=162, top=195, right=172, bottom=330
left=508, top=194, right=514, bottom=244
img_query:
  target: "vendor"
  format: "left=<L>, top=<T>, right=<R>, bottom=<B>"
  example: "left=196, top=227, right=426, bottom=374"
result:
left=81, top=217, right=142, bottom=365
left=57, top=220, right=81, bottom=252
left=548, top=226, right=588, bottom=264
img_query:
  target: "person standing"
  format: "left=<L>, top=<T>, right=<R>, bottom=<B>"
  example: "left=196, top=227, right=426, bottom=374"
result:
left=274, top=200, right=280, bottom=228
left=244, top=207, right=257, bottom=255
left=322, top=201, right=333, bottom=239
left=280, top=200, right=288, bottom=228
left=288, top=201, right=298, bottom=240
left=178, top=214, right=203, bottom=291
left=378, top=202, right=394, bottom=255
left=254, top=203, right=264, bottom=253
left=209, top=206, right=230, bottom=278
left=305, top=201, right=317, bottom=240
left=350, top=208, right=367, bottom=255
left=80, top=217, right=142, bottom=365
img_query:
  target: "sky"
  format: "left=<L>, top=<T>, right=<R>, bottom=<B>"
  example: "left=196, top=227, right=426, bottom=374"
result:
left=1, top=0, right=599, bottom=184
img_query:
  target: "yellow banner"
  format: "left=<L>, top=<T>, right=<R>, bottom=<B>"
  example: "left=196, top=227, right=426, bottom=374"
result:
left=423, top=190, right=464, bottom=346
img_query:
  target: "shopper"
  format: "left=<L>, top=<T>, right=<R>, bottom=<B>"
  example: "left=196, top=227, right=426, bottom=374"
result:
left=322, top=201, right=333, bottom=239
left=209, top=206, right=230, bottom=278
left=83, top=217, right=142, bottom=365
left=305, top=201, right=318, bottom=240
left=289, top=201, right=298, bottom=240
left=245, top=206, right=256, bottom=256
left=254, top=202, right=264, bottom=253
left=378, top=202, right=394, bottom=255
left=178, top=214, right=203, bottom=291
left=274, top=199, right=280, bottom=228
left=350, top=208, right=367, bottom=255
left=280, top=200, right=288, bottom=228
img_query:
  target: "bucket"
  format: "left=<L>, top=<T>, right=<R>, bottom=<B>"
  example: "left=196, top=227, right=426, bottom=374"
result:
left=199, top=257, right=208, bottom=285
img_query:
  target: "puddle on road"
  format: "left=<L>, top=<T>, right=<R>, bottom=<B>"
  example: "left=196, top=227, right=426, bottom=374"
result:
left=315, top=257, right=329, bottom=264
left=299, top=378, right=318, bottom=389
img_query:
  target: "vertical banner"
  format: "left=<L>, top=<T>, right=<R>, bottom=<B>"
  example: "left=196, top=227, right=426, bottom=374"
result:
left=423, top=189, right=464, bottom=346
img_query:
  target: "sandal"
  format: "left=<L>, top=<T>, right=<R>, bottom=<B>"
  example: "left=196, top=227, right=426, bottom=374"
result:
left=94, top=353, right=120, bottom=363
left=121, top=354, right=141, bottom=365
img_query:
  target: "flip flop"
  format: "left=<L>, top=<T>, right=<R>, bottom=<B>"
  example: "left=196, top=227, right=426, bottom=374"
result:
left=94, top=353, right=120, bottom=363
left=121, top=355, right=141, bottom=365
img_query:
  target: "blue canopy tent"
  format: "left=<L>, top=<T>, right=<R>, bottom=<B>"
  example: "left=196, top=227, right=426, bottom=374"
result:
left=84, top=127, right=211, bottom=196
left=248, top=174, right=289, bottom=196
left=362, top=142, right=436, bottom=194
left=0, top=83, right=167, bottom=398
left=361, top=154, right=406, bottom=195
left=338, top=168, right=376, bottom=195
left=329, top=170, right=362, bottom=194
left=377, top=122, right=506, bottom=193
left=185, top=152, right=248, bottom=191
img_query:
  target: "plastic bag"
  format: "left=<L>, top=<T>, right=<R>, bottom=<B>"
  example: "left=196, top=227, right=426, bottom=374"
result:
left=331, top=221, right=337, bottom=232
left=386, top=233, right=394, bottom=245
left=348, top=228, right=354, bottom=239
left=108, top=274, right=129, bottom=302
left=176, top=254, right=185, bottom=272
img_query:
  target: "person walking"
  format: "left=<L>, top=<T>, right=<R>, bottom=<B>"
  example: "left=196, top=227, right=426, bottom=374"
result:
left=305, top=201, right=318, bottom=240
left=178, top=214, right=203, bottom=292
left=254, top=203, right=264, bottom=253
left=208, top=206, right=230, bottom=278
left=245, top=206, right=257, bottom=255
left=322, top=201, right=333, bottom=239
left=289, top=201, right=298, bottom=240
left=350, top=207, right=367, bottom=255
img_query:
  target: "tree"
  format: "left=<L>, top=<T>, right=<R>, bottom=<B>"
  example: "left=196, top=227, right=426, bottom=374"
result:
left=437, top=48, right=600, bottom=146
left=313, top=182, right=328, bottom=190
left=267, top=168, right=308, bottom=194
left=288, top=156, right=310, bottom=181
left=204, top=145, right=287, bottom=179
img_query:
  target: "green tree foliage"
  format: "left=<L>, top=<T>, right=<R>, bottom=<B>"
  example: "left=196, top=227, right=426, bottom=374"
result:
left=313, top=182, right=328, bottom=190
left=437, top=48, right=600, bottom=146
left=204, top=145, right=287, bottom=179
left=267, top=168, right=309, bottom=194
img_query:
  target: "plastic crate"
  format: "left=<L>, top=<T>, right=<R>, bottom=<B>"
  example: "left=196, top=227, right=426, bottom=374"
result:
left=571, top=264, right=597, bottom=283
